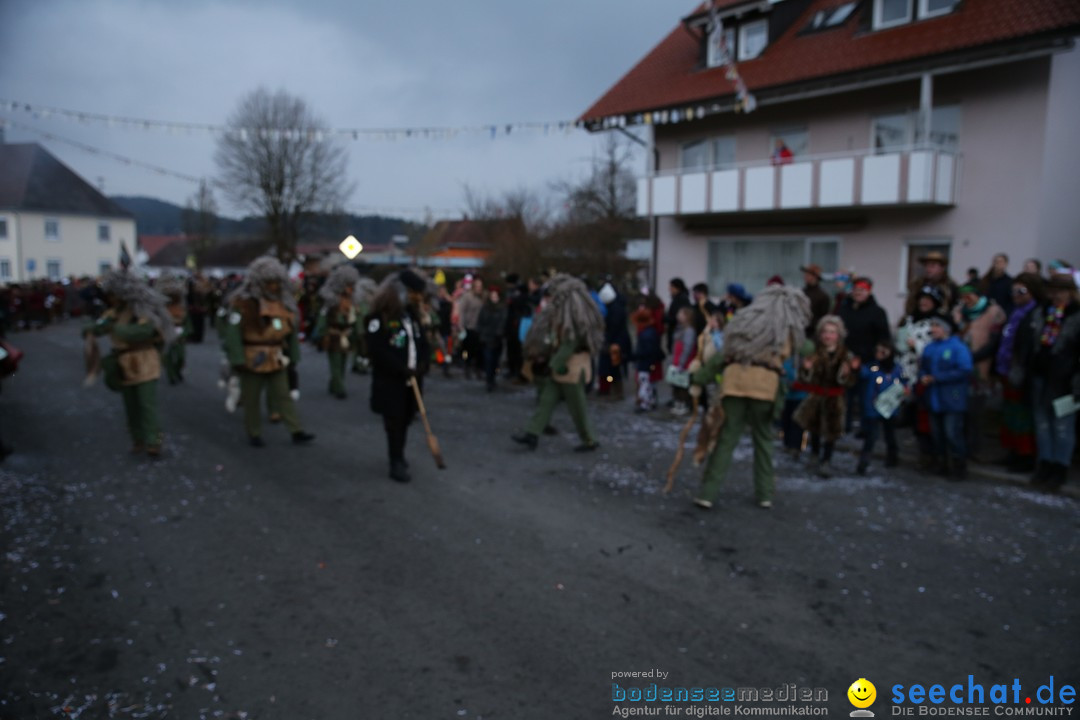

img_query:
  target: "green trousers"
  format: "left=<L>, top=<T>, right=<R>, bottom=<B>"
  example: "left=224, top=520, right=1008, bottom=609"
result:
left=526, top=377, right=596, bottom=443
left=121, top=380, right=161, bottom=447
left=698, top=395, right=776, bottom=504
left=327, top=352, right=346, bottom=395
left=164, top=342, right=185, bottom=384
left=241, top=370, right=302, bottom=437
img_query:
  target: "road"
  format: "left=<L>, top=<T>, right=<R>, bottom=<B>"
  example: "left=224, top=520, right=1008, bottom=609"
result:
left=1, top=324, right=1077, bottom=719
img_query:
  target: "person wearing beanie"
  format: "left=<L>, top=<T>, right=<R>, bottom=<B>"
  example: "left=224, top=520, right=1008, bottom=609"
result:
left=1025, top=272, right=1080, bottom=491
left=314, top=264, right=362, bottom=399
left=83, top=270, right=175, bottom=457
left=597, top=282, right=631, bottom=400
left=366, top=269, right=432, bottom=482
left=223, top=257, right=315, bottom=448
left=918, top=314, right=973, bottom=479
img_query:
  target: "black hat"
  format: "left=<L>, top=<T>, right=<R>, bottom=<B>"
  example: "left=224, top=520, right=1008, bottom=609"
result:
left=398, top=269, right=427, bottom=293
left=1046, top=273, right=1078, bottom=292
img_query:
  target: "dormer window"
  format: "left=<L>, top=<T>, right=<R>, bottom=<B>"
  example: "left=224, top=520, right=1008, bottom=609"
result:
left=873, top=0, right=957, bottom=29
left=873, top=0, right=912, bottom=29
left=738, top=19, right=769, bottom=60
left=707, top=24, right=736, bottom=67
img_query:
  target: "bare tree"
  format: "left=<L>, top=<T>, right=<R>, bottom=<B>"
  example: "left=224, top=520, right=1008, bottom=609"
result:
left=214, top=88, right=351, bottom=264
left=557, top=133, right=638, bottom=225
left=181, top=179, right=218, bottom=269
left=462, top=185, right=550, bottom=277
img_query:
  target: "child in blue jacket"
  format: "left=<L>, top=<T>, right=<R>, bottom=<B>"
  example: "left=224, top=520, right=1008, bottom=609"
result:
left=918, top=315, right=973, bottom=479
left=857, top=341, right=906, bottom=474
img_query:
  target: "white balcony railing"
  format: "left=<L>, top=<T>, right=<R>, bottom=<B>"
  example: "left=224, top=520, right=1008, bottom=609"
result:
left=636, top=148, right=959, bottom=217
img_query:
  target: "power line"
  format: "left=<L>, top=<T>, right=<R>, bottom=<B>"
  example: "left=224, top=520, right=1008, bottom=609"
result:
left=0, top=98, right=585, bottom=141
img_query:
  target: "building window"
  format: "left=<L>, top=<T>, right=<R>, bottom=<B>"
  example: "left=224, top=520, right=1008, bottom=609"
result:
left=873, top=0, right=912, bottom=29
left=45, top=218, right=60, bottom=241
left=708, top=237, right=840, bottom=298
left=681, top=140, right=711, bottom=171
left=0, top=218, right=7, bottom=239
left=98, top=222, right=110, bottom=242
left=918, top=0, right=956, bottom=19
left=706, top=24, right=736, bottom=67
left=98, top=261, right=112, bottom=275
left=681, top=136, right=737, bottom=171
left=905, top=240, right=951, bottom=288
left=738, top=20, right=769, bottom=61
left=872, top=106, right=960, bottom=154
left=0, top=259, right=10, bottom=280
left=771, top=128, right=808, bottom=163
left=46, top=259, right=62, bottom=280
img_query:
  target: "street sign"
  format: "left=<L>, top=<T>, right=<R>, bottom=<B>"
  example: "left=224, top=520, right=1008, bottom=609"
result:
left=339, top=235, right=363, bottom=260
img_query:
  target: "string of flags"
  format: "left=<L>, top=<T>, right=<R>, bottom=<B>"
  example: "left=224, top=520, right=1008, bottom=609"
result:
left=0, top=98, right=584, bottom=142
left=707, top=0, right=758, bottom=114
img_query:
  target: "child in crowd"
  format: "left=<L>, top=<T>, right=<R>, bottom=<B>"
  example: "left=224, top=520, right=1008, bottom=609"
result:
left=781, top=339, right=815, bottom=459
left=919, top=315, right=974, bottom=479
left=795, top=315, right=859, bottom=477
left=669, top=306, right=698, bottom=416
left=631, top=306, right=664, bottom=413
left=857, top=341, right=906, bottom=474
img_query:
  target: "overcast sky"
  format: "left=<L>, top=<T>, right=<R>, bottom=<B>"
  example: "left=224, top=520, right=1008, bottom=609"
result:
left=0, top=0, right=687, bottom=221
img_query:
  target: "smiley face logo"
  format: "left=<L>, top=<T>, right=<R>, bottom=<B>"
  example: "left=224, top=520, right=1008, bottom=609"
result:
left=848, top=678, right=877, bottom=709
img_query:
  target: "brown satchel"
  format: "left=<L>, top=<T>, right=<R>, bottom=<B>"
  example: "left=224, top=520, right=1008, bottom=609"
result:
left=553, top=352, right=592, bottom=385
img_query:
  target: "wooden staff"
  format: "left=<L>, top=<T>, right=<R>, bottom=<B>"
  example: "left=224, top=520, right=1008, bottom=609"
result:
left=663, top=392, right=700, bottom=494
left=410, top=376, right=446, bottom=469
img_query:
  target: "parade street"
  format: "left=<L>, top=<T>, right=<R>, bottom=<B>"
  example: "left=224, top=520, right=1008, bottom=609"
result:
left=1, top=325, right=1078, bottom=720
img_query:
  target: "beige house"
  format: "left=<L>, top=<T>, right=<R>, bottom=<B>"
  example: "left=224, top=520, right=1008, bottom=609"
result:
left=581, top=0, right=1080, bottom=320
left=0, top=143, right=136, bottom=283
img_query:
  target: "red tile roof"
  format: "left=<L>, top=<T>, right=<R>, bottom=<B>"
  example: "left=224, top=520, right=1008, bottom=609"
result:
left=581, top=0, right=1080, bottom=123
left=138, top=234, right=185, bottom=259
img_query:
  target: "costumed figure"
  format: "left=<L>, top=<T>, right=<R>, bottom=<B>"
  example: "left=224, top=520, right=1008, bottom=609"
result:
left=351, top=277, right=378, bottom=375
left=156, top=276, right=192, bottom=385
left=222, top=257, right=315, bottom=447
left=688, top=285, right=810, bottom=509
left=314, top=264, right=362, bottom=399
left=84, top=270, right=175, bottom=457
left=512, top=274, right=604, bottom=452
left=365, top=269, right=433, bottom=483
left=794, top=315, right=860, bottom=478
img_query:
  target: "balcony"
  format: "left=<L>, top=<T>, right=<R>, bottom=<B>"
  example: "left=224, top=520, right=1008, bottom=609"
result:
left=636, top=149, right=958, bottom=217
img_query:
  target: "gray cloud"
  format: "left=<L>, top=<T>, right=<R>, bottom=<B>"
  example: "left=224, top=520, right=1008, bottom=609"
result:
left=0, top=0, right=685, bottom=218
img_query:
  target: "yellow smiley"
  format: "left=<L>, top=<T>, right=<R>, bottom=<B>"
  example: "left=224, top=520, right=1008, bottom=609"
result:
left=848, top=678, right=877, bottom=708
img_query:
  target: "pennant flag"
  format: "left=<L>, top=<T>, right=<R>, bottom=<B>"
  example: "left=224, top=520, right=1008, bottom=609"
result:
left=119, top=240, right=132, bottom=270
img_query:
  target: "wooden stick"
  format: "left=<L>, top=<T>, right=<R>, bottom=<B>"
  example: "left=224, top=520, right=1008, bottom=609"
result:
left=662, top=393, right=700, bottom=494
left=410, top=376, right=446, bottom=469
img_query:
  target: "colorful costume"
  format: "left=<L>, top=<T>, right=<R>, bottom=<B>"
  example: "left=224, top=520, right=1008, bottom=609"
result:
left=85, top=270, right=175, bottom=456
left=222, top=257, right=314, bottom=447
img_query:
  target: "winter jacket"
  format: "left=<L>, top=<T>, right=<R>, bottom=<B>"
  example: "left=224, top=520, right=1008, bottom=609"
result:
left=633, top=326, right=664, bottom=378
left=455, top=291, right=484, bottom=331
left=803, top=283, right=831, bottom=337
left=860, top=360, right=906, bottom=420
left=672, top=325, right=697, bottom=370
left=919, top=336, right=972, bottom=414
left=838, top=294, right=891, bottom=363
left=476, top=300, right=508, bottom=348
left=1027, top=300, right=1080, bottom=404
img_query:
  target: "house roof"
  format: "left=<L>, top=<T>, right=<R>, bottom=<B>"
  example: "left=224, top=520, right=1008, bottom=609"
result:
left=0, top=143, right=134, bottom=218
left=146, top=237, right=272, bottom=268
left=423, top=218, right=523, bottom=250
left=581, top=0, right=1080, bottom=125
left=138, top=234, right=186, bottom=259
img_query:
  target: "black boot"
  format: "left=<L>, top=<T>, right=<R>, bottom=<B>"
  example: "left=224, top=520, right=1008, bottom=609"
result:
left=856, top=456, right=869, bottom=475
left=885, top=447, right=899, bottom=468
left=1008, top=454, right=1035, bottom=473
left=292, top=431, right=316, bottom=445
left=950, top=460, right=967, bottom=481
left=1043, top=463, right=1067, bottom=493
left=511, top=432, right=538, bottom=450
left=390, top=459, right=411, bottom=483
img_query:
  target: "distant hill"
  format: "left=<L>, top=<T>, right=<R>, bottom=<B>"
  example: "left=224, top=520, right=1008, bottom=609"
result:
left=110, top=195, right=424, bottom=246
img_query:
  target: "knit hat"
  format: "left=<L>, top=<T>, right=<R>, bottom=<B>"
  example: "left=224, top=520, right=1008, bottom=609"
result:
left=598, top=282, right=617, bottom=304
left=727, top=283, right=753, bottom=304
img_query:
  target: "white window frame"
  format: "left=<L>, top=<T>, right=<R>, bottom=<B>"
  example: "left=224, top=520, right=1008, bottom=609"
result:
left=0, top=258, right=11, bottom=281
left=706, top=25, right=736, bottom=68
left=737, top=19, right=769, bottom=61
left=680, top=139, right=711, bottom=171
left=873, top=0, right=912, bottom=29
left=46, top=258, right=62, bottom=280
left=917, top=0, right=955, bottom=19
left=900, top=237, right=951, bottom=298
left=0, top=218, right=8, bottom=240
left=98, top=222, right=111, bottom=242
left=712, top=136, right=737, bottom=171
left=45, top=218, right=60, bottom=242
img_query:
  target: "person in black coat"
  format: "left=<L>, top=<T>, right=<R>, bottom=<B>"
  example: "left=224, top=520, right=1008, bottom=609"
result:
left=665, top=278, right=691, bottom=353
left=979, top=253, right=1014, bottom=315
left=837, top=277, right=891, bottom=434
left=365, top=269, right=431, bottom=483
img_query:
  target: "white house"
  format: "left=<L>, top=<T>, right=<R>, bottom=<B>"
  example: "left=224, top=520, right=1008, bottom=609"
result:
left=581, top=0, right=1080, bottom=320
left=0, top=142, right=136, bottom=283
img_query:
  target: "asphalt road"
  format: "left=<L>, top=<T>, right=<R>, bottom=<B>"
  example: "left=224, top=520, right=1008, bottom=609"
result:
left=1, top=324, right=1077, bottom=720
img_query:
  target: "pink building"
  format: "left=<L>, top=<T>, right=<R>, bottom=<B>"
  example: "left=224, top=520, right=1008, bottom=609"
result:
left=581, top=0, right=1080, bottom=320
